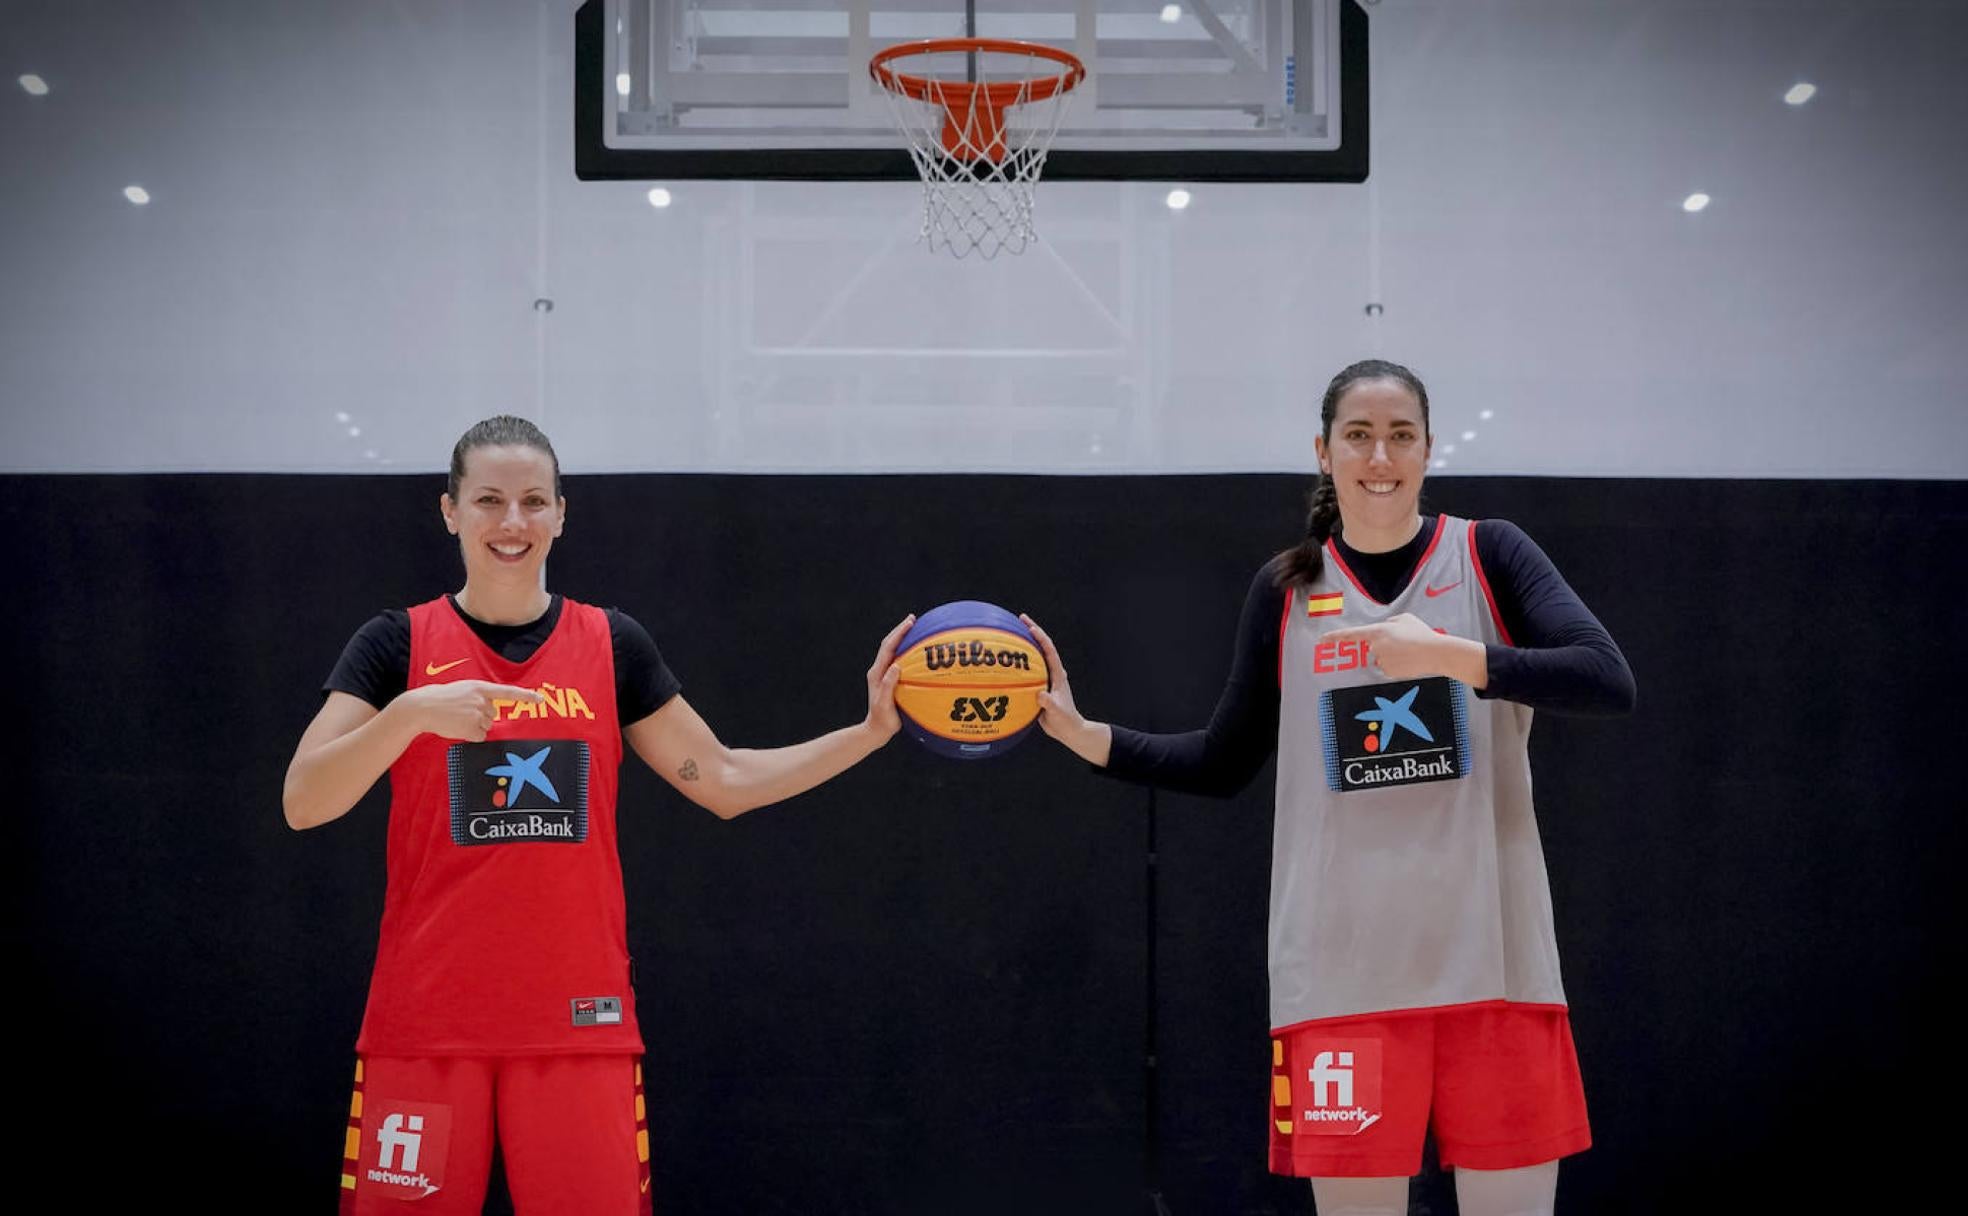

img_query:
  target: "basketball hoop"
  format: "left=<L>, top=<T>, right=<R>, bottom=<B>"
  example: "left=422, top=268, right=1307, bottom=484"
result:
left=870, top=39, right=1087, bottom=259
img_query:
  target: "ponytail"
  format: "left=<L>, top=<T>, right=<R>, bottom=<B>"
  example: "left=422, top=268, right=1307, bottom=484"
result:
left=1273, top=473, right=1341, bottom=588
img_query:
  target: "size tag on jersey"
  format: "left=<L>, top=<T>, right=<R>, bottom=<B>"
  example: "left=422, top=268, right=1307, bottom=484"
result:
left=447, top=739, right=591, bottom=845
left=1318, top=677, right=1471, bottom=793
left=570, top=996, right=625, bottom=1027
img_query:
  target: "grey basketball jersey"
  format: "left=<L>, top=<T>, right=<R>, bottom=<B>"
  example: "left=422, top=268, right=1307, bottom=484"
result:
left=1270, top=515, right=1566, bottom=1030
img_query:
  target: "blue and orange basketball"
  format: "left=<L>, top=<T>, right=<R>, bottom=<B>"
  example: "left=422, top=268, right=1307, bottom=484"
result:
left=894, top=601, right=1050, bottom=759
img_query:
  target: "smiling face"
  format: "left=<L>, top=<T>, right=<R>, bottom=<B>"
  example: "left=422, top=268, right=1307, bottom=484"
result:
left=1314, top=377, right=1433, bottom=552
left=440, top=443, right=565, bottom=589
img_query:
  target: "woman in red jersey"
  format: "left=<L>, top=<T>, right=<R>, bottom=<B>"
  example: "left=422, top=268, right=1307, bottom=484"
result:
left=283, top=415, right=910, bottom=1215
left=1024, top=361, right=1635, bottom=1216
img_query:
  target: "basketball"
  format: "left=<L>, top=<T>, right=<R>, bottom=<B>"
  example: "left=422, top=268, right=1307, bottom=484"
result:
left=893, top=601, right=1050, bottom=759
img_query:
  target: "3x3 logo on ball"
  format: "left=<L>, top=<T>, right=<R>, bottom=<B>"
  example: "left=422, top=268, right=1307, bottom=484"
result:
left=447, top=739, right=591, bottom=845
left=1318, top=676, right=1473, bottom=793
left=949, top=695, right=1010, bottom=723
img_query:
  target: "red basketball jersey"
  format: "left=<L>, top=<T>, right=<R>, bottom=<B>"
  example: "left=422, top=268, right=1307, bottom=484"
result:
left=356, top=597, right=641, bottom=1055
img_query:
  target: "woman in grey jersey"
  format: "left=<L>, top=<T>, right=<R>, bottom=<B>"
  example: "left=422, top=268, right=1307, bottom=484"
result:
left=1023, top=360, right=1635, bottom=1216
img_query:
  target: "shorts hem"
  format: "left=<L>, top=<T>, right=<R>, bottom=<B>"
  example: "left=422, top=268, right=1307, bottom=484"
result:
left=1269, top=1146, right=1422, bottom=1179
left=1439, top=1124, right=1592, bottom=1171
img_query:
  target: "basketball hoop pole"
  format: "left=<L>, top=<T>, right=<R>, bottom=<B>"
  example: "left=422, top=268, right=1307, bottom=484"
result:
left=965, top=0, right=977, bottom=83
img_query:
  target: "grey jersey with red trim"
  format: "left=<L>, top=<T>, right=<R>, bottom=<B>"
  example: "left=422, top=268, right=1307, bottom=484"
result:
left=1271, top=514, right=1564, bottom=1030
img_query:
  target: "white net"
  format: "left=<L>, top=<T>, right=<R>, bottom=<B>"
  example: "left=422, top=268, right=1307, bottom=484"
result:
left=872, top=44, right=1083, bottom=259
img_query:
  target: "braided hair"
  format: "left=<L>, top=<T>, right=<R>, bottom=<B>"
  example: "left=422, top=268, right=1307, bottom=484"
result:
left=1273, top=359, right=1432, bottom=588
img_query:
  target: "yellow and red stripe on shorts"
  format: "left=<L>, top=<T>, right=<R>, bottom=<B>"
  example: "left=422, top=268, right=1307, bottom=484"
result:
left=339, top=1059, right=364, bottom=1213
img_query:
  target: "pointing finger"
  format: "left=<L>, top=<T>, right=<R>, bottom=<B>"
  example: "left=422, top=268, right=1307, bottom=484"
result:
left=1321, top=625, right=1381, bottom=646
left=482, top=683, right=544, bottom=702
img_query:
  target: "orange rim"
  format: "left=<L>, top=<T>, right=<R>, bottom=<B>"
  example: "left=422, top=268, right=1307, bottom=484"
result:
left=869, top=38, right=1087, bottom=109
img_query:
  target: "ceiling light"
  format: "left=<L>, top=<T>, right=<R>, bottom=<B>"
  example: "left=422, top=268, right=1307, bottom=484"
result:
left=334, top=411, right=351, bottom=424
left=123, top=185, right=150, bottom=205
left=1165, top=188, right=1191, bottom=210
left=1784, top=82, right=1816, bottom=106
left=1461, top=431, right=1476, bottom=442
left=18, top=74, right=49, bottom=96
left=1478, top=409, right=1494, bottom=420
left=646, top=187, right=672, bottom=208
left=348, top=426, right=361, bottom=438
left=1682, top=192, right=1711, bottom=213
left=1431, top=459, right=1447, bottom=470
left=1441, top=444, right=1456, bottom=455
left=615, top=72, right=631, bottom=97
left=1160, top=5, right=1182, bottom=21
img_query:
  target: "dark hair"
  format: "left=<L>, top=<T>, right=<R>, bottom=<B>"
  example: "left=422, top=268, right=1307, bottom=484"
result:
left=1273, top=359, right=1432, bottom=588
left=446, top=415, right=562, bottom=500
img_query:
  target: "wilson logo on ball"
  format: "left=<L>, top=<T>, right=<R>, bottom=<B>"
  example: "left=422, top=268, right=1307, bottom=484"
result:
left=923, top=641, right=1036, bottom=672
left=894, top=601, right=1050, bottom=760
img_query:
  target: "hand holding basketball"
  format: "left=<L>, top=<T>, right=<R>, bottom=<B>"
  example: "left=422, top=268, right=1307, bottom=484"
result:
left=864, top=613, right=915, bottom=739
left=404, top=680, right=544, bottom=742
left=1323, top=613, right=1447, bottom=681
left=1020, top=614, right=1112, bottom=766
left=891, top=603, right=1048, bottom=759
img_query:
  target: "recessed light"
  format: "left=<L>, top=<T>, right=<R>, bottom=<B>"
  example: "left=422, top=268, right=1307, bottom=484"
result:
left=334, top=412, right=351, bottom=424
left=646, top=187, right=672, bottom=208
left=123, top=185, right=150, bottom=205
left=1165, top=188, right=1192, bottom=210
left=1160, top=5, right=1182, bottom=22
left=1784, top=82, right=1817, bottom=106
left=615, top=73, right=631, bottom=97
left=1478, top=409, right=1494, bottom=421
left=18, top=74, right=49, bottom=96
left=348, top=426, right=362, bottom=438
left=1461, top=431, right=1476, bottom=442
left=1441, top=444, right=1457, bottom=455
left=1682, top=192, right=1711, bottom=213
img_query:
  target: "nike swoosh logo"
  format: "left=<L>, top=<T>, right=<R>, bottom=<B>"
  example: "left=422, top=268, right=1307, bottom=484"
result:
left=424, top=658, right=469, bottom=676
left=1424, top=580, right=1463, bottom=598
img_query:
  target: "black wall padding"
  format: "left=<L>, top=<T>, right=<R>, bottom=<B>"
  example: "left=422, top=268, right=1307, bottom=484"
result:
left=6, top=473, right=1960, bottom=1215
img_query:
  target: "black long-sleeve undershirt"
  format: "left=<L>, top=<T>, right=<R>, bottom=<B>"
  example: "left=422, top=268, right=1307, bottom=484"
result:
left=322, top=594, right=682, bottom=726
left=1104, top=516, right=1636, bottom=797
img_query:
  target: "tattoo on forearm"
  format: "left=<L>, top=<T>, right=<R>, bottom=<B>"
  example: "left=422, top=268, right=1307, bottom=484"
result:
left=678, top=759, right=699, bottom=782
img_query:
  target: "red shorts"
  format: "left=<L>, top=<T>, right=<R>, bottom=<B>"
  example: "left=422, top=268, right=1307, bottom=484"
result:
left=339, top=1054, right=652, bottom=1215
left=1267, top=1001, right=1590, bottom=1178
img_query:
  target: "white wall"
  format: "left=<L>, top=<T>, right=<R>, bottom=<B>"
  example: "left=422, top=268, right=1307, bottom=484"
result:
left=3, top=0, right=1964, bottom=476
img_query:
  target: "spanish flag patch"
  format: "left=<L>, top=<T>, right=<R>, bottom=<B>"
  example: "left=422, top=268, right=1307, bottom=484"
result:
left=1306, top=591, right=1344, bottom=617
